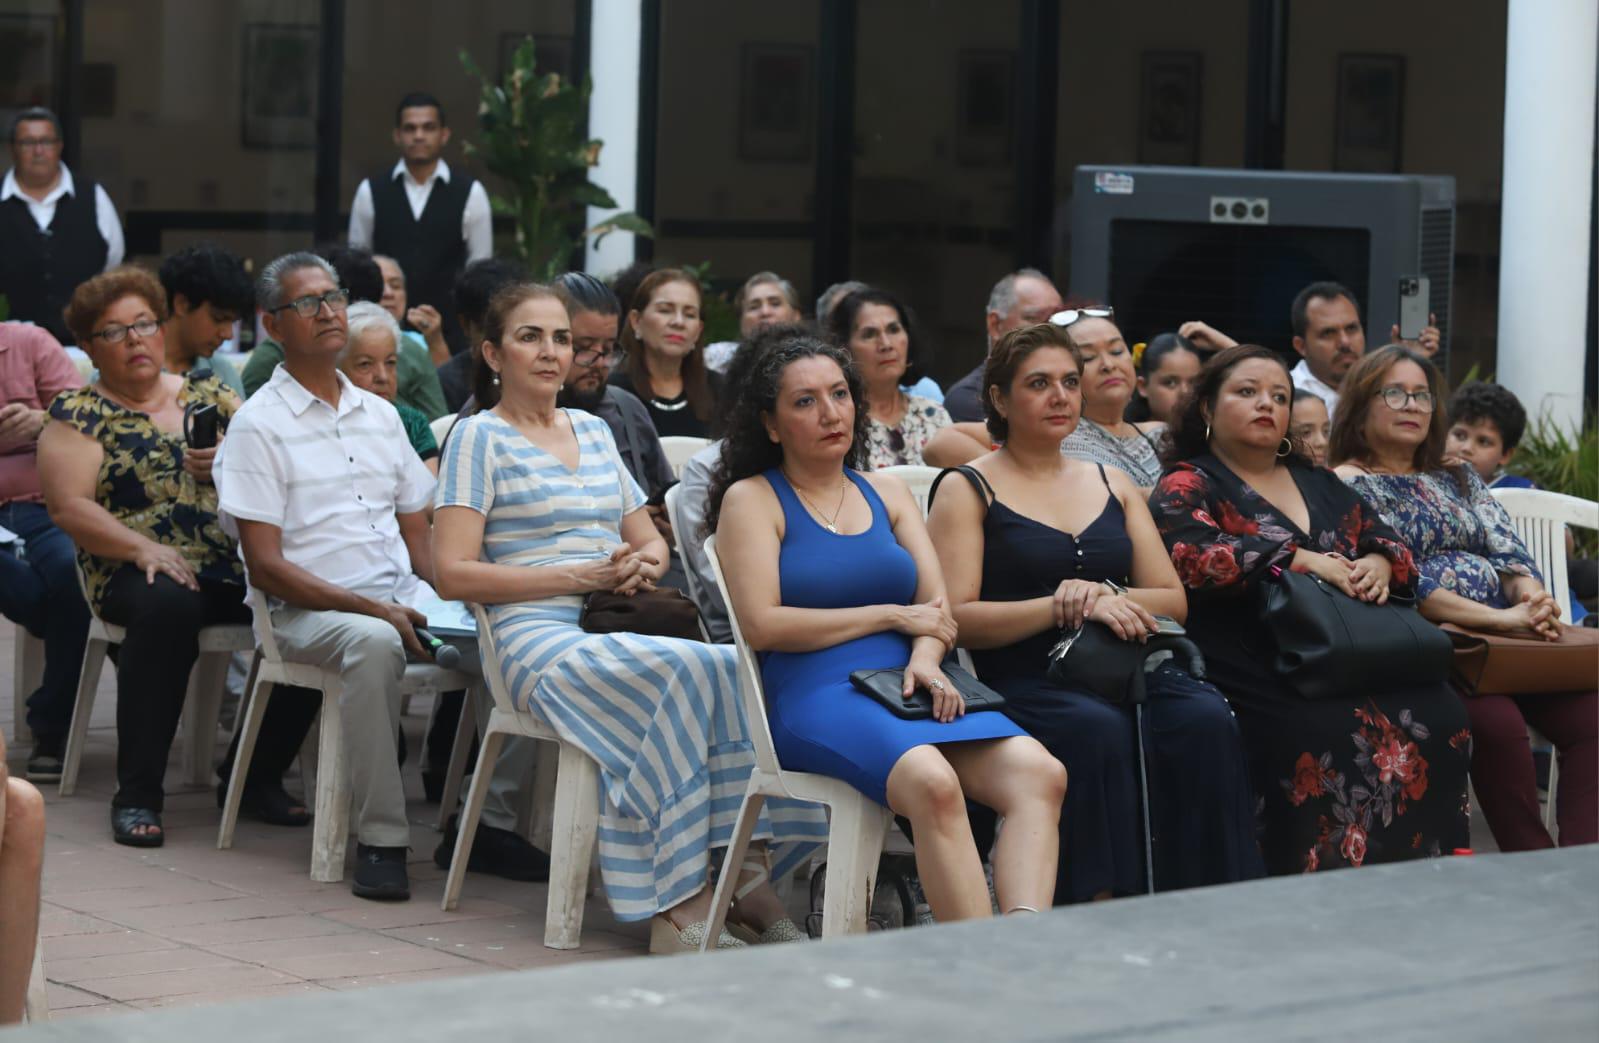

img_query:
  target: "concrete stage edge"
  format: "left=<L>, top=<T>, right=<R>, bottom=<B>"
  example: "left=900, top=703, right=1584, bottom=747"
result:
left=11, top=847, right=1596, bottom=1042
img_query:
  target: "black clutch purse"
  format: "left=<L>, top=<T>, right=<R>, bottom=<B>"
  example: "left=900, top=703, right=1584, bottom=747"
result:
left=1046, top=617, right=1206, bottom=706
left=849, top=663, right=1007, bottom=721
left=1257, top=565, right=1453, bottom=701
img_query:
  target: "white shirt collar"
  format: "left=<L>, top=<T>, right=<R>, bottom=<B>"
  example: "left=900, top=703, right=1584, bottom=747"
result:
left=1, top=163, right=74, bottom=206
left=389, top=157, right=450, bottom=188
left=1290, top=358, right=1337, bottom=396
left=264, top=363, right=367, bottom=419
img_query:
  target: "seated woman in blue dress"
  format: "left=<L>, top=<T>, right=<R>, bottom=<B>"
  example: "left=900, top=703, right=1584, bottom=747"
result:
left=926, top=323, right=1262, bottom=903
left=432, top=284, right=827, bottom=953
left=711, top=327, right=1066, bottom=922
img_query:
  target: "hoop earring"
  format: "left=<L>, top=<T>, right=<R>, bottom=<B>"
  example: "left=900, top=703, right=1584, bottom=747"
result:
left=1277, top=437, right=1293, bottom=458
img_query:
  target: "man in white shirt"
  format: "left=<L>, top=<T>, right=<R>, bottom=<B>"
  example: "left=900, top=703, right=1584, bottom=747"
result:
left=0, top=108, right=124, bottom=344
left=347, top=93, right=491, bottom=357
left=1288, top=280, right=1440, bottom=419
left=218, top=252, right=449, bottom=901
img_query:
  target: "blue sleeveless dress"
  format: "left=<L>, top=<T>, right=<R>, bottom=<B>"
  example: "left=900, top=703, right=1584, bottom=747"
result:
left=759, top=467, right=1024, bottom=806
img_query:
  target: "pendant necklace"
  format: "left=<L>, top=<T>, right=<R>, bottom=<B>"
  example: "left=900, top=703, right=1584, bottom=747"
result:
left=787, top=471, right=850, bottom=533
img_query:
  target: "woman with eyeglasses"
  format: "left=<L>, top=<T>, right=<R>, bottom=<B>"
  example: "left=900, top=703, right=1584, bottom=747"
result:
left=37, top=267, right=313, bottom=847
left=611, top=268, right=722, bottom=439
left=1150, top=344, right=1471, bottom=874
left=1056, top=307, right=1166, bottom=489
left=826, top=287, right=951, bottom=469
left=1330, top=346, right=1598, bottom=852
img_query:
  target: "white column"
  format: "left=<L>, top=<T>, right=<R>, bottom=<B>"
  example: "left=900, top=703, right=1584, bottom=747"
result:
left=584, top=0, right=642, bottom=276
left=1496, top=0, right=1597, bottom=430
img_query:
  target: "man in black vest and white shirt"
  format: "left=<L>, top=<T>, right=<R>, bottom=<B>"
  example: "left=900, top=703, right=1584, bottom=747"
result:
left=0, top=108, right=124, bottom=345
left=347, top=93, right=491, bottom=358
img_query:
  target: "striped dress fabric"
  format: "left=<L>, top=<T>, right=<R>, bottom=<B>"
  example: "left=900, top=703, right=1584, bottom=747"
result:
left=437, top=409, right=826, bottom=922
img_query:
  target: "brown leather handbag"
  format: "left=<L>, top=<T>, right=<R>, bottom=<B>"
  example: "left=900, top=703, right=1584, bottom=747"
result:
left=1441, top=623, right=1599, bottom=696
left=580, top=588, right=704, bottom=641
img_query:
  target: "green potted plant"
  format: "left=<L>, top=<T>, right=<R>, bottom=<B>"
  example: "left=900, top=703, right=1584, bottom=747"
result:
left=459, top=37, right=651, bottom=279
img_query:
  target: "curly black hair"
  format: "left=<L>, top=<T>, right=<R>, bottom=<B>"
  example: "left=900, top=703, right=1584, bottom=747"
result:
left=157, top=243, right=254, bottom=315
left=1447, top=380, right=1528, bottom=452
left=704, top=324, right=870, bottom=535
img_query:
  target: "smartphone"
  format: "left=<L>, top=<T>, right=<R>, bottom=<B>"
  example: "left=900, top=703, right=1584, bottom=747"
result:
left=1397, top=275, right=1430, bottom=341
left=184, top=403, right=220, bottom=449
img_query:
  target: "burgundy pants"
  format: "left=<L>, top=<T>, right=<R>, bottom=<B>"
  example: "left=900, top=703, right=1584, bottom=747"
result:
left=1464, top=689, right=1598, bottom=850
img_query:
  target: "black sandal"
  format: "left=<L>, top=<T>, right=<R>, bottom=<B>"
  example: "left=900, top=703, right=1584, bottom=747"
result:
left=111, top=806, right=164, bottom=848
left=217, top=783, right=312, bottom=827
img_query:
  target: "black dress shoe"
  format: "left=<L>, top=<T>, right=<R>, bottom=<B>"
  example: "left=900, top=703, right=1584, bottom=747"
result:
left=26, top=736, right=64, bottom=783
left=351, top=844, right=411, bottom=901
left=433, top=816, right=550, bottom=882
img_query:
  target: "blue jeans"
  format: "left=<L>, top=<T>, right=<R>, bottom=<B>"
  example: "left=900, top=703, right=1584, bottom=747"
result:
left=0, top=500, right=89, bottom=742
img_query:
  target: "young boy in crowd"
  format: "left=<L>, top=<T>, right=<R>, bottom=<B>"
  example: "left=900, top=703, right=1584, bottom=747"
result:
left=1445, top=381, right=1533, bottom=489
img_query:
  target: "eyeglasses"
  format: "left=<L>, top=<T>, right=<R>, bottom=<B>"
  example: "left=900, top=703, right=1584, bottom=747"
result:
left=13, top=137, right=60, bottom=151
left=1048, top=307, right=1115, bottom=328
left=572, top=345, right=624, bottom=368
left=91, top=318, right=160, bottom=344
left=1377, top=387, right=1435, bottom=412
left=270, top=289, right=350, bottom=318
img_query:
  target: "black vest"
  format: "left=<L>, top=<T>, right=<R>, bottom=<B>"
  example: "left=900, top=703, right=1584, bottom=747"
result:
left=368, top=165, right=473, bottom=354
left=0, top=176, right=108, bottom=345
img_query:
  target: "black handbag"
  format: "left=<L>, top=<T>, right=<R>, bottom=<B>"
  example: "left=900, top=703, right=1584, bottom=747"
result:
left=1046, top=617, right=1207, bottom=706
left=849, top=663, right=1007, bottom=721
left=1257, top=565, right=1453, bottom=700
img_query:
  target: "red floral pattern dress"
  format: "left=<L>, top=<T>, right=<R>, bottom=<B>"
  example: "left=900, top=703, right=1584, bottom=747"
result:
left=1149, top=455, right=1472, bottom=874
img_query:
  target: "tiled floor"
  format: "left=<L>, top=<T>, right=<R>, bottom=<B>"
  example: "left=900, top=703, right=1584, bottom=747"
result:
left=1, top=619, right=650, bottom=1022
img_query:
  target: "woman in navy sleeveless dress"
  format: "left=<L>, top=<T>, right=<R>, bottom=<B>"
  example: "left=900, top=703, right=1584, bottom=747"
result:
left=711, top=330, right=1067, bottom=923
left=928, top=323, right=1262, bottom=904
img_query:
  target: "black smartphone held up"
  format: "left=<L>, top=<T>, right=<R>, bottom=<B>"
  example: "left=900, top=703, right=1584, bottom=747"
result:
left=1397, top=275, right=1430, bottom=341
left=184, top=402, right=220, bottom=449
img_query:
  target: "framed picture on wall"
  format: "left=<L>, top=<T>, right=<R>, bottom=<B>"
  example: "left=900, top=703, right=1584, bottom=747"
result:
left=0, top=14, right=58, bottom=126
left=738, top=43, right=814, bottom=163
left=499, top=33, right=574, bottom=83
left=241, top=23, right=319, bottom=150
left=955, top=50, right=1015, bottom=167
left=1335, top=54, right=1405, bottom=172
left=1137, top=51, right=1202, bottom=166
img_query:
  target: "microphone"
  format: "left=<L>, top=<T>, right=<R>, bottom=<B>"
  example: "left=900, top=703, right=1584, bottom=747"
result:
left=414, top=627, right=462, bottom=669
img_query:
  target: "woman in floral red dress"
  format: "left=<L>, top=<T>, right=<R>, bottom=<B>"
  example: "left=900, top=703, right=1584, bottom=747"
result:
left=1149, top=345, right=1471, bottom=874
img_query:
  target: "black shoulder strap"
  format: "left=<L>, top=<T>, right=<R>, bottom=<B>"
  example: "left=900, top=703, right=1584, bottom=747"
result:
left=1095, top=462, right=1113, bottom=493
left=928, top=464, right=995, bottom=511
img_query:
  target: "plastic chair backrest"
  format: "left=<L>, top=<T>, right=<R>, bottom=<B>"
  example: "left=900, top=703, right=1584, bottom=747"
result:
left=246, top=587, right=286, bottom=664
left=1491, top=488, right=1598, bottom=615
left=470, top=603, right=524, bottom=716
left=663, top=482, right=709, bottom=609
left=659, top=436, right=711, bottom=479
left=430, top=414, right=457, bottom=452
left=879, top=464, right=940, bottom=516
left=703, top=535, right=785, bottom=779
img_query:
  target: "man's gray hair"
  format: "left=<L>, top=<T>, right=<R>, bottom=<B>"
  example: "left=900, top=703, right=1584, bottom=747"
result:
left=816, top=280, right=868, bottom=322
left=986, top=268, right=1050, bottom=319
left=257, top=252, right=339, bottom=313
left=341, top=300, right=401, bottom=363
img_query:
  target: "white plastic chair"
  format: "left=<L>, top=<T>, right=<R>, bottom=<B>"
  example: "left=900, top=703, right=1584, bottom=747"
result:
left=663, top=482, right=716, bottom=625
left=11, top=630, right=43, bottom=745
left=218, top=588, right=473, bottom=883
left=23, top=936, right=47, bottom=1022
left=700, top=535, right=892, bottom=949
left=58, top=564, right=255, bottom=797
left=659, top=435, right=711, bottom=479
left=440, top=604, right=602, bottom=952
left=1491, top=487, right=1599, bottom=830
left=879, top=464, right=941, bottom=515
left=430, top=413, right=458, bottom=451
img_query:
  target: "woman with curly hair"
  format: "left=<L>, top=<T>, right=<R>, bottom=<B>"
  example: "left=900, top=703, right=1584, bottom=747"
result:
left=1148, top=344, right=1470, bottom=874
left=711, top=326, right=1066, bottom=922
left=1331, top=346, right=1596, bottom=850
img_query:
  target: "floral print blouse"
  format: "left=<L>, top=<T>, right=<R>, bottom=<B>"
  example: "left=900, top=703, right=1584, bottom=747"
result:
left=1343, top=467, right=1540, bottom=606
left=1150, top=454, right=1417, bottom=596
left=48, top=374, right=242, bottom=611
left=865, top=394, right=950, bottom=469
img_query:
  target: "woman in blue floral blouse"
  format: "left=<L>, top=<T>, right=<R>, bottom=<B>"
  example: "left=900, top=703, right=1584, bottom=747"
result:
left=1331, top=346, right=1596, bottom=850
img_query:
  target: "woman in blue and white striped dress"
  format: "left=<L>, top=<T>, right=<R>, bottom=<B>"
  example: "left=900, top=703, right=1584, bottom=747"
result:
left=432, top=284, right=824, bottom=954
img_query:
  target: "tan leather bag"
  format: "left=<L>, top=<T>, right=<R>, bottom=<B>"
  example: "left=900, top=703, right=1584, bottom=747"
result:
left=1441, top=623, right=1599, bottom=696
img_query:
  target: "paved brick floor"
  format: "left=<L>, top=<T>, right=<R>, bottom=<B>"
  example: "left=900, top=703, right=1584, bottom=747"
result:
left=2, top=618, right=650, bottom=1022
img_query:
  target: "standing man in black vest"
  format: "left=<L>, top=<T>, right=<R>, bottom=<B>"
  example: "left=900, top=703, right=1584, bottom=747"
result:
left=0, top=108, right=124, bottom=345
left=347, top=93, right=491, bottom=359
